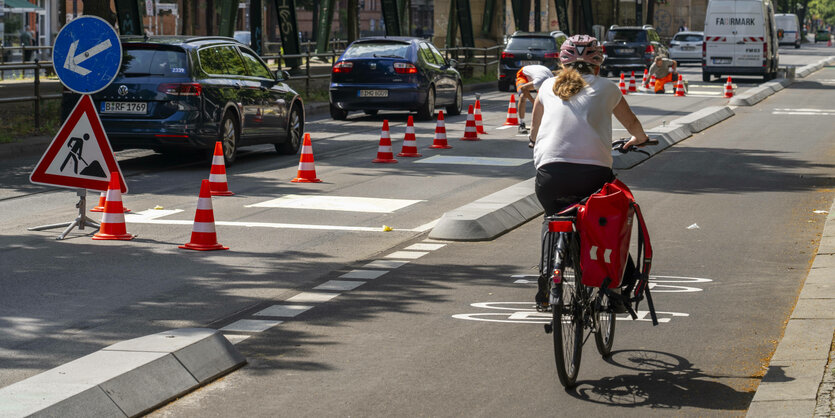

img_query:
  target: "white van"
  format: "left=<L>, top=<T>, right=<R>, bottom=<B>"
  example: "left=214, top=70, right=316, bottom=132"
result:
left=702, top=0, right=780, bottom=82
left=775, top=13, right=801, bottom=48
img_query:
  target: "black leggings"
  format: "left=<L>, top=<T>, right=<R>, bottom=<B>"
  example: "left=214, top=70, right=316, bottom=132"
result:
left=535, top=162, right=614, bottom=216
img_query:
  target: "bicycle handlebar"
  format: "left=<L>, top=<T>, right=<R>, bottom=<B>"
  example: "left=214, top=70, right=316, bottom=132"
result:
left=612, top=138, right=660, bottom=154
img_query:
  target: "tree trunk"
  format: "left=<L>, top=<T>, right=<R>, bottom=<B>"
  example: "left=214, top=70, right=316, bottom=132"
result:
left=82, top=0, right=117, bottom=25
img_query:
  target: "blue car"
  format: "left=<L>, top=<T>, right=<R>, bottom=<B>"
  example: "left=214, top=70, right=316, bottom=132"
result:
left=329, top=37, right=463, bottom=121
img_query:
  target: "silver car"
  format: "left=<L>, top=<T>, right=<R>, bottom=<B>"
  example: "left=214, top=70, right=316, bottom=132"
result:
left=669, top=31, right=704, bottom=63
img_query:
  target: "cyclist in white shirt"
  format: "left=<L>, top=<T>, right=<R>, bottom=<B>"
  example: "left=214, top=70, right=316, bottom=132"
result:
left=515, top=64, right=555, bottom=134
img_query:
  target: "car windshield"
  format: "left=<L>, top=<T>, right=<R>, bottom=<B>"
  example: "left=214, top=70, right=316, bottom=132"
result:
left=121, top=47, right=188, bottom=77
left=607, top=30, right=648, bottom=43
left=343, top=42, right=411, bottom=59
left=506, top=37, right=557, bottom=50
left=673, top=34, right=703, bottom=42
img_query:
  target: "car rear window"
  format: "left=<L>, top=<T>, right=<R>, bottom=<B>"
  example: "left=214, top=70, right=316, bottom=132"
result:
left=606, top=30, right=648, bottom=43
left=506, top=37, right=557, bottom=50
left=674, top=34, right=703, bottom=42
left=121, top=47, right=188, bottom=77
left=342, top=42, right=411, bottom=59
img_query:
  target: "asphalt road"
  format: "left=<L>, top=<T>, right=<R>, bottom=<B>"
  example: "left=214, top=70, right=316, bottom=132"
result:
left=0, top=45, right=831, bottom=415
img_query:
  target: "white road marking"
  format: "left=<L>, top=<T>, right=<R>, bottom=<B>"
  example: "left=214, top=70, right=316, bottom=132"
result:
left=385, top=251, right=428, bottom=260
left=415, top=155, right=530, bottom=166
left=246, top=195, right=423, bottom=213
left=253, top=304, right=313, bottom=318
left=314, top=280, right=365, bottom=291
left=452, top=310, right=688, bottom=324
left=404, top=243, right=446, bottom=251
left=772, top=111, right=835, bottom=116
left=286, top=292, right=340, bottom=303
left=363, top=260, right=409, bottom=269
left=220, top=319, right=283, bottom=332
left=340, top=269, right=389, bottom=280
left=495, top=125, right=516, bottom=130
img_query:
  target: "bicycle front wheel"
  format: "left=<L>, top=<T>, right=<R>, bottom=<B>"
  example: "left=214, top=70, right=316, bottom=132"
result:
left=594, top=291, right=616, bottom=357
left=552, top=235, right=583, bottom=388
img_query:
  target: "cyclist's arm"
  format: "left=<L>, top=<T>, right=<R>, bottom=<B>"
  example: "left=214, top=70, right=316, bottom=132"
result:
left=613, top=98, right=651, bottom=147
left=529, top=95, right=544, bottom=145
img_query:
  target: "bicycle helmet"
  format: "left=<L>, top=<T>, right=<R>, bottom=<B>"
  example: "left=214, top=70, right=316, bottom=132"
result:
left=559, top=35, right=604, bottom=66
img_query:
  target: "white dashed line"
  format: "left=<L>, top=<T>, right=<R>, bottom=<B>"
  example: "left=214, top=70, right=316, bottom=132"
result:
left=385, top=251, right=429, bottom=260
left=254, top=304, right=314, bottom=318
left=220, top=319, right=283, bottom=332
left=405, top=243, right=446, bottom=251
left=363, top=260, right=410, bottom=269
left=314, top=280, right=365, bottom=291
left=286, top=292, right=341, bottom=303
left=340, top=269, right=389, bottom=280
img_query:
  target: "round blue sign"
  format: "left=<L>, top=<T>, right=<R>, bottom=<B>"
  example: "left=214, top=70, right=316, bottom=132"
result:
left=52, top=16, right=122, bottom=94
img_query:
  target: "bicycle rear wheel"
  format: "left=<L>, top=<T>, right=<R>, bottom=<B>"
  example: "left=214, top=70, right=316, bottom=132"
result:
left=594, top=291, right=616, bottom=357
left=552, top=234, right=583, bottom=388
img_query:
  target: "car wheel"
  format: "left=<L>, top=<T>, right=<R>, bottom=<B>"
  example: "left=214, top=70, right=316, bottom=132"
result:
left=446, top=83, right=463, bottom=116
left=363, top=109, right=378, bottom=116
left=416, top=86, right=435, bottom=121
left=702, top=72, right=711, bottom=82
left=219, top=112, right=238, bottom=166
left=330, top=103, right=348, bottom=120
left=276, top=104, right=303, bottom=155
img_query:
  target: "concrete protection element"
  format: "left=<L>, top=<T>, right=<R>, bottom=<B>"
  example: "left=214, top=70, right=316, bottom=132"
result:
left=0, top=328, right=245, bottom=418
left=670, top=106, right=736, bottom=134
left=733, top=56, right=835, bottom=106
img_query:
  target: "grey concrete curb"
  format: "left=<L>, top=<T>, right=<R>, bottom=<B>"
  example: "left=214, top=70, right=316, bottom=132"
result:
left=735, top=56, right=835, bottom=106
left=0, top=328, right=245, bottom=418
left=746, top=198, right=835, bottom=417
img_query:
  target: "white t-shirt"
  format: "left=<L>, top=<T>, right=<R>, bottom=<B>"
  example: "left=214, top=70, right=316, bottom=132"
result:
left=521, top=65, right=555, bottom=90
left=533, top=74, right=623, bottom=169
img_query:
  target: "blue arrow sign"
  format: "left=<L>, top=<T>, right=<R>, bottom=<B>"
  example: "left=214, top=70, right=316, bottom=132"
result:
left=53, top=16, right=122, bottom=94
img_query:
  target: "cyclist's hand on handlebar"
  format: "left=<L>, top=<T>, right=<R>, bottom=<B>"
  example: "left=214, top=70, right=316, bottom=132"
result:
left=624, top=135, right=655, bottom=149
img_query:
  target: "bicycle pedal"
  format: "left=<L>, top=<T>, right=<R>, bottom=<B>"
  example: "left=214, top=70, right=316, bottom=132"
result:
left=544, top=322, right=553, bottom=334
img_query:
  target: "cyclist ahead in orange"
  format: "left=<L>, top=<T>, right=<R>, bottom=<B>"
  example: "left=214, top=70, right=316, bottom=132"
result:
left=515, top=64, right=555, bottom=134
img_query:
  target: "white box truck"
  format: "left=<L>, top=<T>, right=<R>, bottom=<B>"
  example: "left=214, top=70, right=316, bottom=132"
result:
left=702, top=0, right=780, bottom=82
left=775, top=13, right=801, bottom=48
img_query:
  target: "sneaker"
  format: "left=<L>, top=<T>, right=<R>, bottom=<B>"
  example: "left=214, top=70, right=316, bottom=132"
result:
left=654, top=89, right=664, bottom=95
left=517, top=123, right=528, bottom=134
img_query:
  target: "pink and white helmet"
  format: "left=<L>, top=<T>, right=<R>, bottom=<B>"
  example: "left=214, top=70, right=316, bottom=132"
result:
left=559, top=35, right=604, bottom=66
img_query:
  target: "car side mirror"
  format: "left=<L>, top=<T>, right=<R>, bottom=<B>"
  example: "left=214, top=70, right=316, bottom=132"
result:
left=448, top=59, right=458, bottom=69
left=276, top=70, right=292, bottom=81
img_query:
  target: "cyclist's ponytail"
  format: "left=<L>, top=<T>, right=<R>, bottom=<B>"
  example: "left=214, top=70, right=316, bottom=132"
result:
left=552, top=62, right=596, bottom=101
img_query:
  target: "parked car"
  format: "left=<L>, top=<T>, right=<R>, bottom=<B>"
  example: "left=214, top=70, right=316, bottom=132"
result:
left=601, top=25, right=668, bottom=76
left=668, top=31, right=704, bottom=63
left=702, top=0, right=779, bottom=82
left=550, top=30, right=568, bottom=48
left=60, top=36, right=304, bottom=165
left=498, top=32, right=560, bottom=91
left=775, top=13, right=801, bottom=48
left=329, top=37, right=462, bottom=121
left=815, top=29, right=831, bottom=43
left=233, top=31, right=251, bottom=46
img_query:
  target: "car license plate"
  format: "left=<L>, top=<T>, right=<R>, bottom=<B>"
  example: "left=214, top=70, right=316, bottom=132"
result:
left=358, top=90, right=388, bottom=98
left=681, top=46, right=695, bottom=51
left=101, top=101, right=147, bottom=114
left=712, top=58, right=732, bottom=64
left=616, top=48, right=635, bottom=54
left=519, top=60, right=541, bottom=66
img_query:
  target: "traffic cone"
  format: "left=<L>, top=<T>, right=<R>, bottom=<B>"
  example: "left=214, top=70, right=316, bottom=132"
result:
left=649, top=74, right=657, bottom=91
left=502, top=94, right=519, bottom=126
left=92, top=174, right=134, bottom=241
left=628, top=71, right=637, bottom=92
left=460, top=104, right=480, bottom=141
left=724, top=76, right=734, bottom=98
left=640, top=69, right=649, bottom=88
left=179, top=180, right=228, bottom=251
left=373, top=120, right=398, bottom=163
left=208, top=141, right=234, bottom=196
left=474, top=99, right=488, bottom=134
left=828, top=37, right=832, bottom=47
left=397, top=115, right=422, bottom=157
left=430, top=110, right=452, bottom=149
left=291, top=133, right=322, bottom=182
left=90, top=191, right=130, bottom=213
left=619, top=73, right=628, bottom=95
left=674, top=74, right=686, bottom=97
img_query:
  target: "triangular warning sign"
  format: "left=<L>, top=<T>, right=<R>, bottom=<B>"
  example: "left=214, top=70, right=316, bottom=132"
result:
left=30, top=95, right=127, bottom=193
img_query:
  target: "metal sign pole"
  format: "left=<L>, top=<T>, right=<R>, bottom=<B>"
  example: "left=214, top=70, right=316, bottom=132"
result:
left=28, top=189, right=100, bottom=240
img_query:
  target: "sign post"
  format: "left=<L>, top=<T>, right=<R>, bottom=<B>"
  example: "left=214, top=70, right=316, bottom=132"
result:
left=29, top=16, right=124, bottom=240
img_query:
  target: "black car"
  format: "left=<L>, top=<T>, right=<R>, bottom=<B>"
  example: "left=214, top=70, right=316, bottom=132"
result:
left=61, top=36, right=304, bottom=165
left=329, top=37, right=463, bottom=121
left=601, top=25, right=668, bottom=76
left=498, top=32, right=560, bottom=91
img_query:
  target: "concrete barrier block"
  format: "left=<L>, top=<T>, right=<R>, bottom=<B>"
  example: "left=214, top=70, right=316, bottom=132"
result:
left=729, top=85, right=773, bottom=106
left=670, top=106, right=735, bottom=133
left=0, top=384, right=125, bottom=418
left=99, top=354, right=197, bottom=417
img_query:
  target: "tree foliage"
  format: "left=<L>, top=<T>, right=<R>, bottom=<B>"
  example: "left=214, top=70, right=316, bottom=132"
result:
left=809, top=0, right=835, bottom=25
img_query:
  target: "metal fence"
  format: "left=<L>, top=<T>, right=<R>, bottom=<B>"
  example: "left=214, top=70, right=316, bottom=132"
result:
left=0, top=61, right=63, bottom=129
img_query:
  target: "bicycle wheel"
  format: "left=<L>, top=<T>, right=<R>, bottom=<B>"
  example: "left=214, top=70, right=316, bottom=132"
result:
left=594, top=291, right=616, bottom=357
left=552, top=234, right=583, bottom=388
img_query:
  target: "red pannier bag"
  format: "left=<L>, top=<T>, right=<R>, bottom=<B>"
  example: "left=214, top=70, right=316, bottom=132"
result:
left=577, top=179, right=635, bottom=289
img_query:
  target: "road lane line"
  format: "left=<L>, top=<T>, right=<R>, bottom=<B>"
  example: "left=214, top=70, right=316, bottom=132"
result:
left=384, top=251, right=429, bottom=259
left=340, top=270, right=389, bottom=280
left=363, top=260, right=409, bottom=269
left=314, top=280, right=365, bottom=291
left=404, top=243, right=446, bottom=251
left=246, top=195, right=423, bottom=213
left=286, top=292, right=341, bottom=303
left=253, top=305, right=314, bottom=318
left=220, top=319, right=283, bottom=332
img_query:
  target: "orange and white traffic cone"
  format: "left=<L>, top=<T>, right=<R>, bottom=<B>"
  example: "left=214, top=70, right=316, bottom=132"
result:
left=373, top=120, right=398, bottom=163
left=724, top=76, right=734, bottom=98
left=398, top=115, right=422, bottom=157
left=180, top=179, right=228, bottom=251
left=90, top=191, right=130, bottom=213
left=674, top=74, right=686, bottom=97
left=640, top=69, right=649, bottom=89
left=649, top=74, right=657, bottom=91
left=430, top=110, right=452, bottom=149
left=619, top=73, right=628, bottom=95
left=208, top=141, right=234, bottom=196
left=474, top=99, right=488, bottom=134
left=628, top=71, right=637, bottom=92
left=503, top=94, right=519, bottom=126
left=460, top=104, right=480, bottom=141
left=92, top=174, right=134, bottom=241
left=291, top=133, right=322, bottom=182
